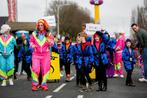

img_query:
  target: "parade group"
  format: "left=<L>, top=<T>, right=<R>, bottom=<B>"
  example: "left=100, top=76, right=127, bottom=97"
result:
left=0, top=19, right=147, bottom=92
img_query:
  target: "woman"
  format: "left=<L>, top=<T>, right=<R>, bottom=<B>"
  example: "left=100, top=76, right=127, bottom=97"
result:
left=0, top=24, right=16, bottom=86
left=30, top=19, right=54, bottom=91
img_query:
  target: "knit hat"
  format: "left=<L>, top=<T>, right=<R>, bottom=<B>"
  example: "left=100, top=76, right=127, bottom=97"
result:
left=0, top=24, right=11, bottom=34
left=93, top=31, right=103, bottom=38
left=65, top=36, right=70, bottom=41
left=126, top=39, right=132, bottom=43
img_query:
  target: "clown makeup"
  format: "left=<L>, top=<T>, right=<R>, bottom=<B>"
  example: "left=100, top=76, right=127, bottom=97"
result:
left=126, top=41, right=131, bottom=48
left=38, top=23, right=44, bottom=31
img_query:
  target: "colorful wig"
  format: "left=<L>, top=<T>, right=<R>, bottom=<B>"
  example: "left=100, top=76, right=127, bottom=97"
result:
left=36, top=19, right=49, bottom=31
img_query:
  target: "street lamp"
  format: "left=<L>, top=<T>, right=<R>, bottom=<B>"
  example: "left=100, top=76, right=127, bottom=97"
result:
left=57, top=4, right=71, bottom=35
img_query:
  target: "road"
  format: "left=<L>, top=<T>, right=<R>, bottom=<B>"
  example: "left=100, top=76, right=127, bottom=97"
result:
left=0, top=67, right=147, bottom=98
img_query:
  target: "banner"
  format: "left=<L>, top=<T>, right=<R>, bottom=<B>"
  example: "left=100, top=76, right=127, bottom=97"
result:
left=48, top=52, right=60, bottom=80
left=86, top=23, right=101, bottom=36
left=42, top=16, right=56, bottom=27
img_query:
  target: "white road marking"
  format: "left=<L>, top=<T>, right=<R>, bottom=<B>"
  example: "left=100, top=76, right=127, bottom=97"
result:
left=45, top=95, right=53, bottom=98
left=53, top=83, right=66, bottom=92
left=70, top=75, right=75, bottom=81
left=77, top=95, right=84, bottom=98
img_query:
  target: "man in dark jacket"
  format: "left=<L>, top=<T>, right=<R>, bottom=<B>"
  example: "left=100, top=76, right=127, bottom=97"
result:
left=131, top=23, right=147, bottom=82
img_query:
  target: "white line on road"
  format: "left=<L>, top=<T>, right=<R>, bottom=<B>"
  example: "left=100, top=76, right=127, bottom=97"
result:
left=77, top=95, right=84, bottom=98
left=45, top=95, right=53, bottom=98
left=53, top=83, right=67, bottom=93
left=70, top=75, right=75, bottom=81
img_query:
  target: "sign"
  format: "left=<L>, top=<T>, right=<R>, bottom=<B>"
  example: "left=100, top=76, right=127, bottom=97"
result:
left=86, top=23, right=101, bottom=36
left=48, top=52, right=60, bottom=80
left=42, top=16, right=56, bottom=27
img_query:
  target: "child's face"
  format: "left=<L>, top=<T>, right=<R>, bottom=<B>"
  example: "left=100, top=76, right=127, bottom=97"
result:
left=24, top=40, right=27, bottom=45
left=76, top=36, right=81, bottom=44
left=65, top=40, right=70, bottom=44
left=115, top=33, right=120, bottom=39
left=126, top=42, right=131, bottom=48
left=94, top=35, right=100, bottom=41
left=81, top=37, right=86, bottom=43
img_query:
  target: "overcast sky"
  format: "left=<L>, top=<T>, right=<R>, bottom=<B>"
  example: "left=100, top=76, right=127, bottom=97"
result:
left=1, top=0, right=144, bottom=37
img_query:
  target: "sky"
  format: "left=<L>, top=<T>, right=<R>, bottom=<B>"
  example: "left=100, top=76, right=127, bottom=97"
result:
left=0, top=0, right=144, bottom=37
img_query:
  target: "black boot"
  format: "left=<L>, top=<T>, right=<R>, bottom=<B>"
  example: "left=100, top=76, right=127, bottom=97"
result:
left=97, top=81, right=102, bottom=91
left=102, top=80, right=107, bottom=91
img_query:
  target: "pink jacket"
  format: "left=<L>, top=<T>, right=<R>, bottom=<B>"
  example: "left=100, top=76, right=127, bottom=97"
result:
left=115, top=34, right=125, bottom=51
left=30, top=31, right=54, bottom=54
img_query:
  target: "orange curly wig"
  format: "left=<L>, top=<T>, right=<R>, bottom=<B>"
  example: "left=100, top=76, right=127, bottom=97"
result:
left=36, top=19, right=49, bottom=31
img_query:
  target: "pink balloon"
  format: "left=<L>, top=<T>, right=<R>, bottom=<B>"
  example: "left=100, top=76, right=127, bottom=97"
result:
left=90, top=0, right=103, bottom=5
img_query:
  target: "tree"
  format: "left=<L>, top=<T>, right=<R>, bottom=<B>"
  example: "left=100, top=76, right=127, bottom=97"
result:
left=46, top=0, right=93, bottom=40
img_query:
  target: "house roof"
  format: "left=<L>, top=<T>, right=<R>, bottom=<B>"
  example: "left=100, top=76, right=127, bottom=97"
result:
left=7, top=22, right=36, bottom=31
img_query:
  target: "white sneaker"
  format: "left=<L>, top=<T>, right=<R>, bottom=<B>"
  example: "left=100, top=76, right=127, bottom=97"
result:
left=9, top=78, right=14, bottom=86
left=113, top=74, right=119, bottom=77
left=144, top=79, right=147, bottom=82
left=120, top=75, right=124, bottom=78
left=139, top=78, right=146, bottom=82
left=1, top=80, right=7, bottom=86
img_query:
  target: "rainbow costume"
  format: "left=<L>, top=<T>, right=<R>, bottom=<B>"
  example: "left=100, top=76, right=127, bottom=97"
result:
left=0, top=34, right=16, bottom=80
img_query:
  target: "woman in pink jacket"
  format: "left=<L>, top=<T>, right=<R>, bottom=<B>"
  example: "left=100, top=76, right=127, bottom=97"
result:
left=30, top=19, right=54, bottom=91
left=114, top=32, right=125, bottom=78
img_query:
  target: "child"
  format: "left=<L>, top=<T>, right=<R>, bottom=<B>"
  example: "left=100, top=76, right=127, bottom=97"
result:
left=18, top=39, right=33, bottom=81
left=73, top=34, right=82, bottom=86
left=92, top=31, right=109, bottom=91
left=79, top=33, right=93, bottom=91
left=60, top=36, right=73, bottom=82
left=57, top=39, right=64, bottom=77
left=103, top=32, right=116, bottom=78
left=122, top=39, right=136, bottom=87
left=114, top=32, right=125, bottom=78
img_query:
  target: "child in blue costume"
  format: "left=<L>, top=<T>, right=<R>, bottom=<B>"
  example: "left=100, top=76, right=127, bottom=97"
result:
left=92, top=31, right=109, bottom=91
left=0, top=24, right=16, bottom=86
left=18, top=38, right=33, bottom=81
left=103, top=32, right=116, bottom=78
left=122, top=39, right=136, bottom=87
left=80, top=33, right=94, bottom=91
left=73, top=34, right=82, bottom=86
left=60, top=36, right=73, bottom=82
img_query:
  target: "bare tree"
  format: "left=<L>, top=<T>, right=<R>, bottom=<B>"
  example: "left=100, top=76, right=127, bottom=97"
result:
left=46, top=0, right=93, bottom=40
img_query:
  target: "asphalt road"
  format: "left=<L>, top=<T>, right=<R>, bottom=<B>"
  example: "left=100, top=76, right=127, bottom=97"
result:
left=0, top=67, right=147, bottom=98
